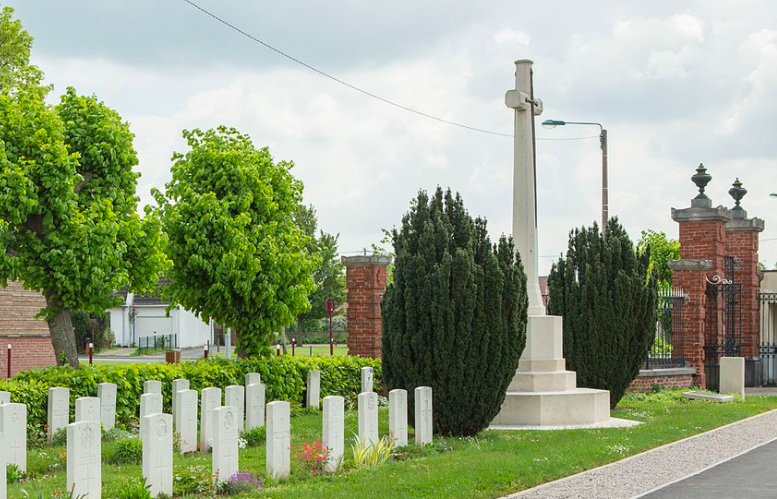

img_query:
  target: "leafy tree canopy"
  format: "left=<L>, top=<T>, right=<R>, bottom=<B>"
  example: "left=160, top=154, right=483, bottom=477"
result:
left=637, top=229, right=680, bottom=288
left=154, top=127, right=317, bottom=357
left=0, top=5, right=45, bottom=92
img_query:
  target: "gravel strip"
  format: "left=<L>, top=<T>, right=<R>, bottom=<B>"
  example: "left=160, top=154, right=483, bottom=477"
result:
left=502, top=408, right=777, bottom=499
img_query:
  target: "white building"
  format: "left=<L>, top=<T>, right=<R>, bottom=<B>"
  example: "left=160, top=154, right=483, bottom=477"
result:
left=108, top=281, right=213, bottom=349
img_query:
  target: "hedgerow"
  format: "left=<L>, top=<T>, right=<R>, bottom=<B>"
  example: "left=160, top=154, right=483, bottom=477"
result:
left=1, top=356, right=381, bottom=434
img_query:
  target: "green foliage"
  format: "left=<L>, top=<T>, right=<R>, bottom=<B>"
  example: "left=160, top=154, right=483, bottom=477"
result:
left=51, top=427, right=68, bottom=446
left=7, top=463, right=23, bottom=483
left=637, top=230, right=680, bottom=289
left=382, top=188, right=528, bottom=436
left=2, top=355, right=380, bottom=433
left=107, top=438, right=143, bottom=465
left=0, top=5, right=45, bottom=93
left=114, top=478, right=152, bottom=499
left=173, top=464, right=211, bottom=495
left=240, top=426, right=266, bottom=447
left=72, top=311, right=113, bottom=353
left=548, top=219, right=658, bottom=408
left=351, top=434, right=395, bottom=469
left=153, top=127, right=316, bottom=357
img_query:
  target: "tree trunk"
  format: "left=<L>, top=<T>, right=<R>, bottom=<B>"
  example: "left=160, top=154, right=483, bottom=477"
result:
left=45, top=295, right=80, bottom=368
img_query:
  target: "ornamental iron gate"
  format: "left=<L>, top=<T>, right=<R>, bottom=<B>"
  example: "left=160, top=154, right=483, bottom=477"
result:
left=704, top=256, right=743, bottom=392
left=760, top=292, right=777, bottom=385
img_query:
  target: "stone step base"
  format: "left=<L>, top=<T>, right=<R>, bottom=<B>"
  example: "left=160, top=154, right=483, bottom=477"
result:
left=507, top=370, right=577, bottom=392
left=491, top=387, right=611, bottom=426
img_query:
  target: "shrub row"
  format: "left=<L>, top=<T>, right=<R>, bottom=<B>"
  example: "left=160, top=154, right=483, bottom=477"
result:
left=0, top=356, right=381, bottom=433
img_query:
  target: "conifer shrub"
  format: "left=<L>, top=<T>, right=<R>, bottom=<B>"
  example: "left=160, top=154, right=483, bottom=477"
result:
left=382, top=188, right=528, bottom=436
left=547, top=218, right=658, bottom=408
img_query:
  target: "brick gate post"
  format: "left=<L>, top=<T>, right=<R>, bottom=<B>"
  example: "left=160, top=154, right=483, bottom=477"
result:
left=342, top=255, right=392, bottom=358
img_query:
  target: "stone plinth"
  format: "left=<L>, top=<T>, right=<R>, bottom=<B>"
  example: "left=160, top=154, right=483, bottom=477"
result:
left=342, top=255, right=392, bottom=358
left=720, top=357, right=745, bottom=397
left=492, top=315, right=616, bottom=429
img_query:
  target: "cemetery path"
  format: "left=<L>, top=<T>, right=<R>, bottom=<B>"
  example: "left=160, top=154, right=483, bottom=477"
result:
left=638, top=438, right=777, bottom=499
left=502, top=408, right=777, bottom=499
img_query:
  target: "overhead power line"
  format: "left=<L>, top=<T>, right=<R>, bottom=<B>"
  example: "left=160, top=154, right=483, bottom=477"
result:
left=180, top=0, right=597, bottom=142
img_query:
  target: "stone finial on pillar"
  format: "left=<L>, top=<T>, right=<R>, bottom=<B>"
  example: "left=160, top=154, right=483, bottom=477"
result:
left=691, top=163, right=713, bottom=208
left=342, top=255, right=392, bottom=358
left=729, top=178, right=747, bottom=214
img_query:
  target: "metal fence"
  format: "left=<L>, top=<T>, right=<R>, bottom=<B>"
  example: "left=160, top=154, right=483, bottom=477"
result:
left=137, top=334, right=178, bottom=352
left=760, top=292, right=777, bottom=385
left=644, top=288, right=687, bottom=369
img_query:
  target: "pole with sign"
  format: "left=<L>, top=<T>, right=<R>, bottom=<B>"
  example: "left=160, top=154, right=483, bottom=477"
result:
left=325, top=297, right=335, bottom=356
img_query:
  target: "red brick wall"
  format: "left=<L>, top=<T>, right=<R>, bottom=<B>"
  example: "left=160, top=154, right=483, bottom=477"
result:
left=344, top=259, right=390, bottom=358
left=725, top=231, right=760, bottom=358
left=628, top=373, right=695, bottom=392
left=0, top=281, right=57, bottom=378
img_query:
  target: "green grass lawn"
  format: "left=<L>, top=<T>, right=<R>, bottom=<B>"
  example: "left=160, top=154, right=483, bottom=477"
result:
left=10, top=390, right=777, bottom=499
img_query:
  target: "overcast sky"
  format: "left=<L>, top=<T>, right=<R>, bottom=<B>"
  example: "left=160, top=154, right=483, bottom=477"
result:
left=8, top=0, right=777, bottom=272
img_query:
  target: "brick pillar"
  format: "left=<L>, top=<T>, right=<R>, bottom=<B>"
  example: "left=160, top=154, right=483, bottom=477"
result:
left=670, top=166, right=731, bottom=389
left=342, top=255, right=392, bottom=358
left=724, top=181, right=765, bottom=384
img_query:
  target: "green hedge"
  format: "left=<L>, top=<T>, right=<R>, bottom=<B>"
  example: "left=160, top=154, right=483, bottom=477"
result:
left=0, top=356, right=381, bottom=433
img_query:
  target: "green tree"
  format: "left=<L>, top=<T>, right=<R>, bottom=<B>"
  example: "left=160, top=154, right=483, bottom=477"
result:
left=548, top=219, right=657, bottom=408
left=382, top=188, right=528, bottom=436
left=293, top=204, right=346, bottom=323
left=0, top=5, right=44, bottom=92
left=637, top=229, right=679, bottom=289
left=154, top=127, right=316, bottom=358
left=0, top=87, right=166, bottom=367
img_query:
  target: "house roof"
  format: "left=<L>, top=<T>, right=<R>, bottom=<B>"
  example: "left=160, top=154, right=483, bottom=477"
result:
left=113, top=275, right=170, bottom=306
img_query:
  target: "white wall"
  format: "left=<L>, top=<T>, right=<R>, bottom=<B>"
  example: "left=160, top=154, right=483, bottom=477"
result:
left=175, top=309, right=211, bottom=348
left=107, top=303, right=211, bottom=348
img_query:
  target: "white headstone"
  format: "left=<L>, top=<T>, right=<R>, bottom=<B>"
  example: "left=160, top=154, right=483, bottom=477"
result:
left=142, top=413, right=173, bottom=497
left=47, top=387, right=70, bottom=445
left=212, top=406, right=239, bottom=485
left=225, top=385, right=245, bottom=433
left=0, top=403, right=26, bottom=472
left=172, top=378, right=189, bottom=423
left=322, top=395, right=344, bottom=473
left=67, top=421, right=101, bottom=498
left=389, top=389, right=408, bottom=447
left=720, top=357, right=746, bottom=397
left=245, top=372, right=261, bottom=386
left=144, top=380, right=162, bottom=395
left=140, top=393, right=163, bottom=441
left=174, top=389, right=198, bottom=454
left=245, top=383, right=265, bottom=431
left=0, top=391, right=10, bottom=405
left=266, top=401, right=291, bottom=479
left=414, top=386, right=433, bottom=446
left=97, top=382, right=117, bottom=431
left=361, top=367, right=373, bottom=393
left=306, top=370, right=321, bottom=409
left=200, top=387, right=222, bottom=451
left=0, top=433, right=5, bottom=499
left=357, top=392, right=379, bottom=447
left=75, top=396, right=101, bottom=424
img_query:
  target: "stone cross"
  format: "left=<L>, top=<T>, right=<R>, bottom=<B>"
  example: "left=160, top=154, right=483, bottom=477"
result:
left=212, top=406, right=239, bottom=485
left=266, top=401, right=291, bottom=479
left=75, top=396, right=101, bottom=424
left=306, top=370, right=321, bottom=409
left=200, top=387, right=222, bottom=451
left=144, top=380, right=162, bottom=395
left=245, top=383, right=265, bottom=431
left=97, top=382, right=117, bottom=431
left=225, top=385, right=245, bottom=433
left=506, top=59, right=545, bottom=316
left=67, top=421, right=101, bottom=498
left=0, top=391, right=10, bottom=405
left=172, top=378, right=190, bottom=424
left=388, top=389, right=408, bottom=447
left=414, top=386, right=433, bottom=446
left=174, top=389, right=198, bottom=454
left=0, top=403, right=26, bottom=472
left=361, top=367, right=373, bottom=393
left=358, top=392, right=379, bottom=447
left=322, top=395, right=344, bottom=473
left=47, top=387, right=70, bottom=445
left=142, top=412, right=173, bottom=497
left=140, top=393, right=163, bottom=441
left=245, top=372, right=261, bottom=386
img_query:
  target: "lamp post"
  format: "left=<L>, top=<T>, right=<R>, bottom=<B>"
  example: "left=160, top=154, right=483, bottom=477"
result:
left=542, top=119, right=608, bottom=234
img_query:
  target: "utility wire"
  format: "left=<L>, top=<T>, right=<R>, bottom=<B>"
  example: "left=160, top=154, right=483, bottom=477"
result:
left=180, top=0, right=597, bottom=142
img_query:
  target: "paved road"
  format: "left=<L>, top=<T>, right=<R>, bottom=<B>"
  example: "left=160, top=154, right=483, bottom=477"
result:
left=641, top=439, right=777, bottom=499
left=79, top=346, right=215, bottom=364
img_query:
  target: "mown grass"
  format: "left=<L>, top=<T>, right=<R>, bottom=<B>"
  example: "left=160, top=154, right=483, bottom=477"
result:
left=10, top=390, right=777, bottom=499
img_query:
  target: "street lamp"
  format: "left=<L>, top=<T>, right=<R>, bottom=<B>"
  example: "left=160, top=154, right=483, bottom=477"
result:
left=542, top=119, right=609, bottom=234
left=770, top=193, right=777, bottom=198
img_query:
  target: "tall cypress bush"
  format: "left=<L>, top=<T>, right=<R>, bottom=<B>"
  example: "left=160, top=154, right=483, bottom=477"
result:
left=547, top=218, right=657, bottom=408
left=382, top=188, right=528, bottom=436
